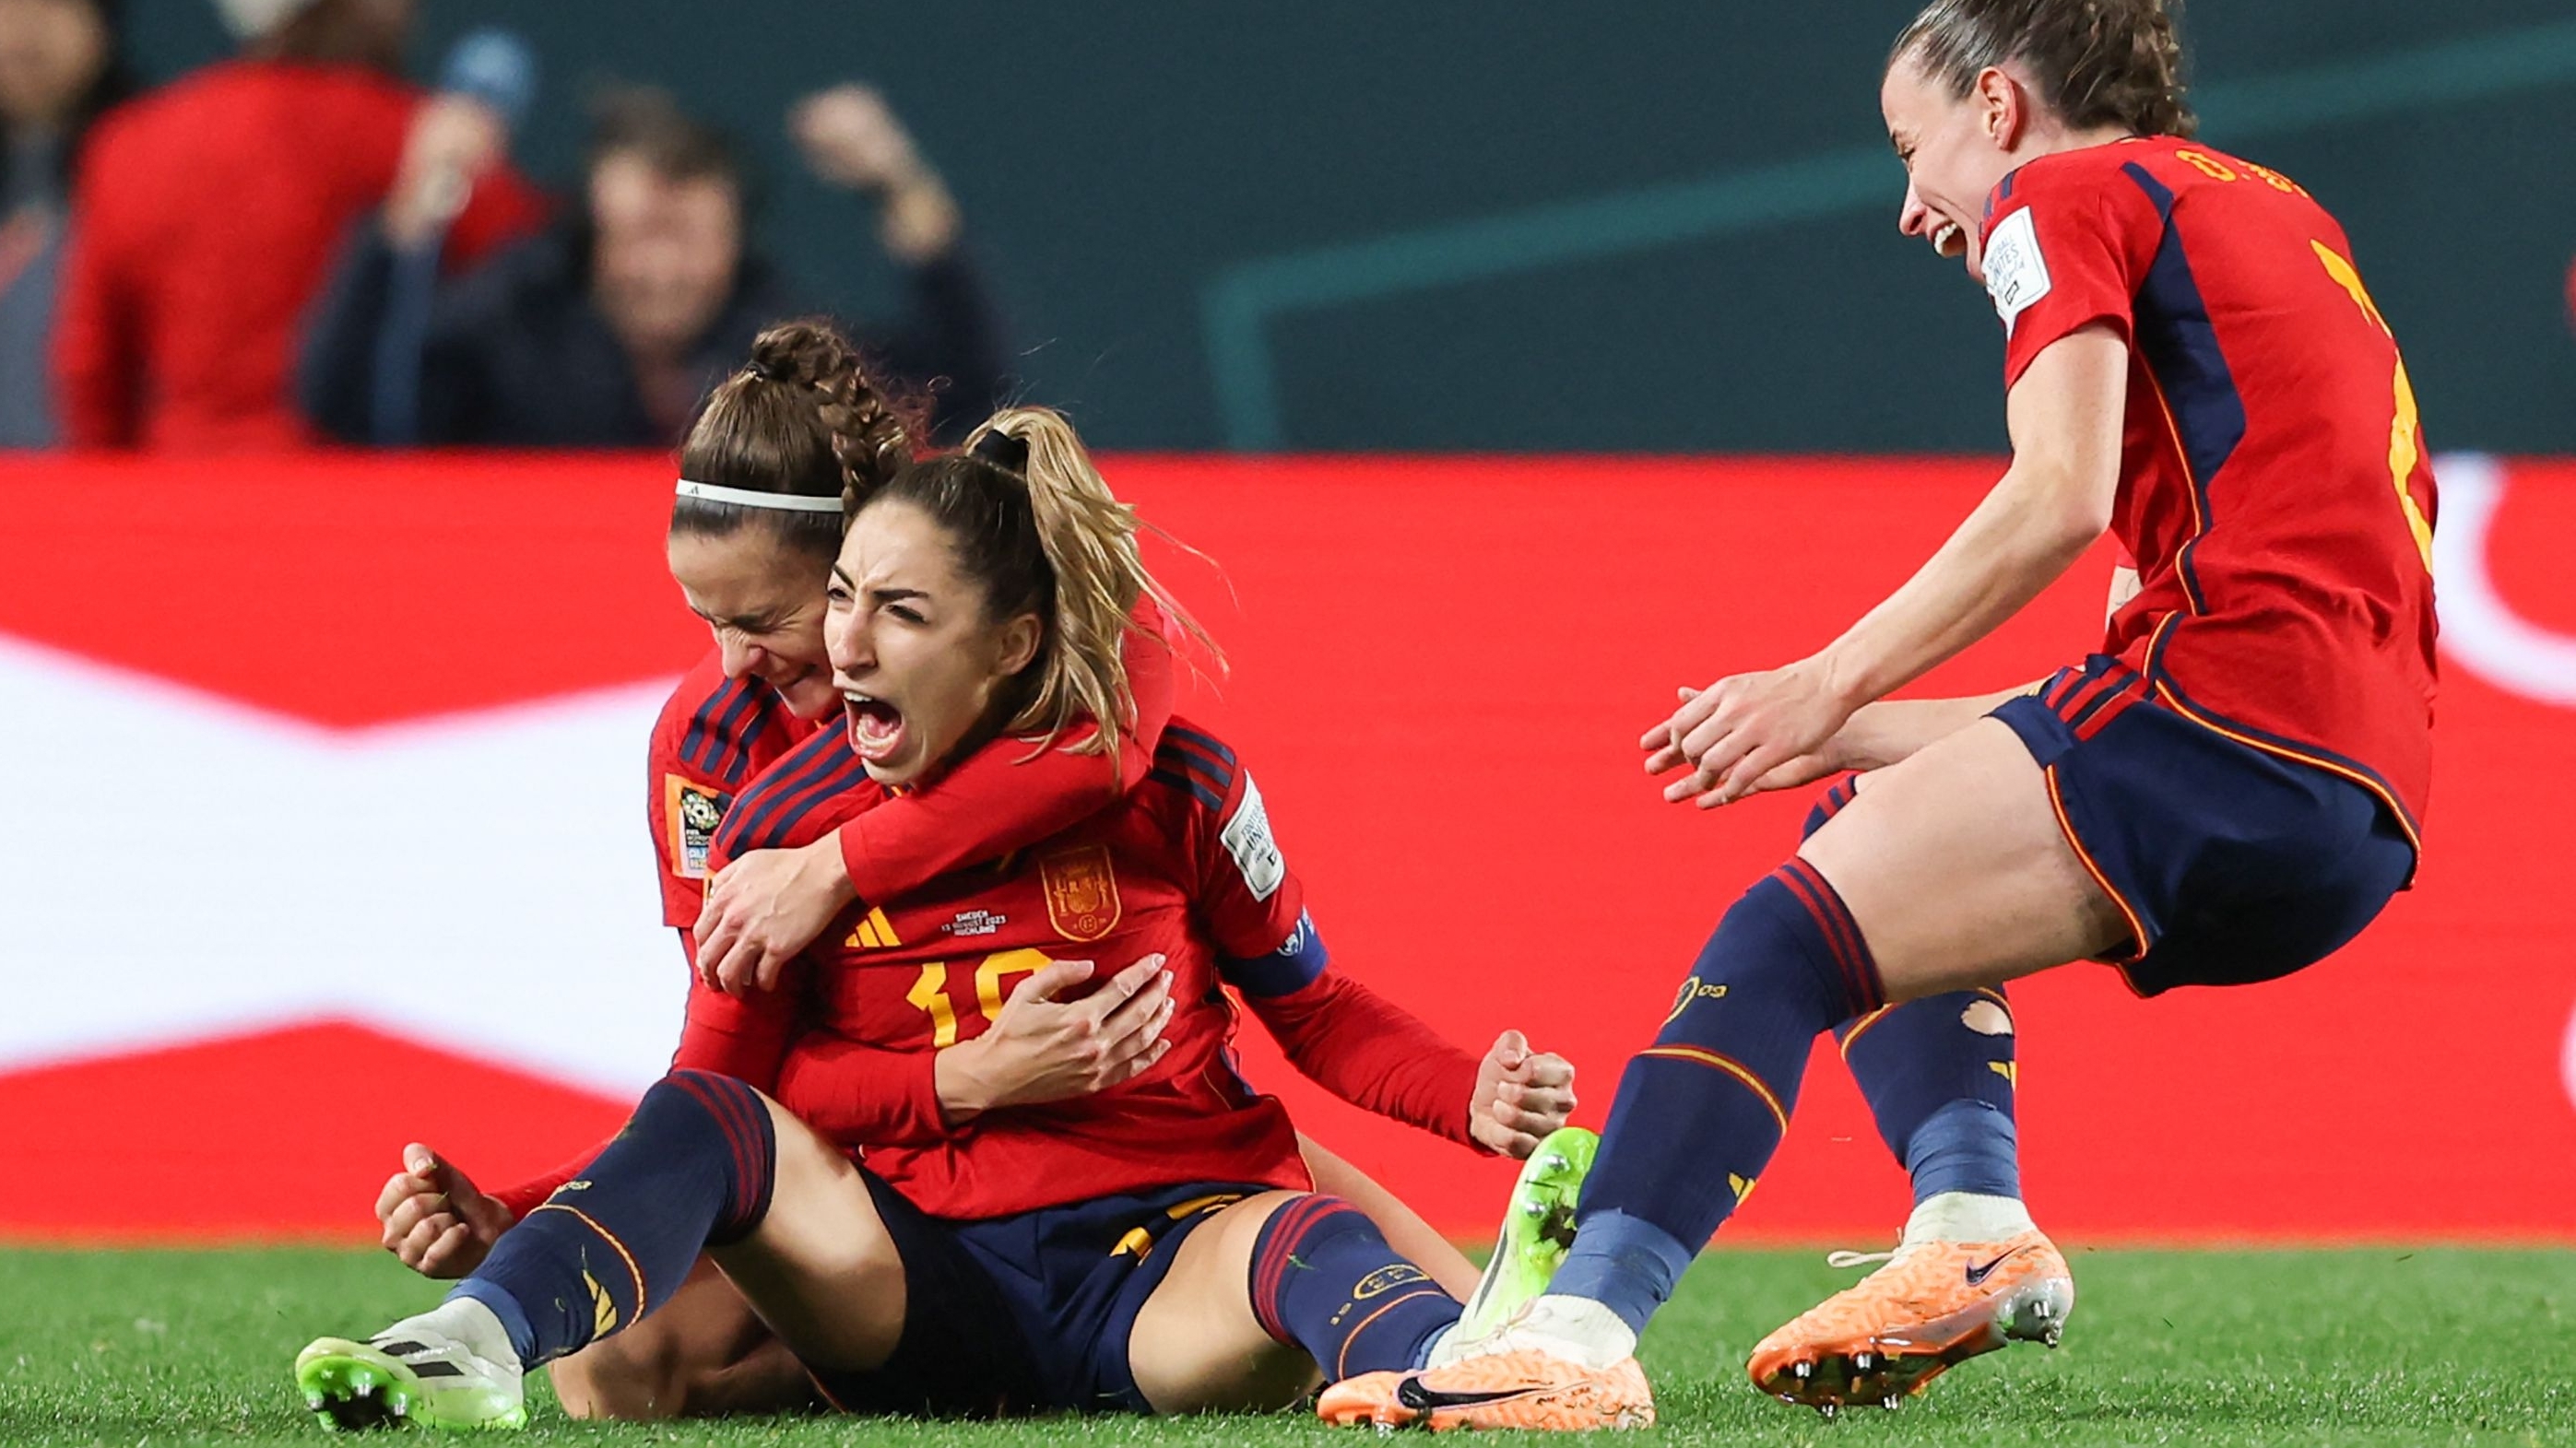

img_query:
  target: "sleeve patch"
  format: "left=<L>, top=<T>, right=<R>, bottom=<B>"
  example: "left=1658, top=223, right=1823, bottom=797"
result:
left=663, top=774, right=730, bottom=880
left=1220, top=771, right=1287, bottom=901
left=1981, top=206, right=2052, bottom=336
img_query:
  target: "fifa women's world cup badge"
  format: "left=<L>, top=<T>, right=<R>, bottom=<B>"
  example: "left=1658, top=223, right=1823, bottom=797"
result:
left=664, top=775, right=729, bottom=879
left=1040, top=843, right=1123, bottom=942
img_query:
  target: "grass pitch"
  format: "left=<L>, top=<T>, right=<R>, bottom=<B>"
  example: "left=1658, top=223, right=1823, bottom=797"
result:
left=0, top=1245, right=2567, bottom=1446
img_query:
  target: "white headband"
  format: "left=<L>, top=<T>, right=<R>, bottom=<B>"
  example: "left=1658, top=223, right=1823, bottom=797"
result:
left=675, top=479, right=845, bottom=513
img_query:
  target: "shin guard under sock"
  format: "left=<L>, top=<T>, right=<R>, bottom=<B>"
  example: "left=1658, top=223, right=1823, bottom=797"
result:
left=1556, top=860, right=1884, bottom=1334
left=1837, top=990, right=2021, bottom=1202
left=1247, top=1195, right=1460, bottom=1382
left=456, top=1069, right=776, bottom=1365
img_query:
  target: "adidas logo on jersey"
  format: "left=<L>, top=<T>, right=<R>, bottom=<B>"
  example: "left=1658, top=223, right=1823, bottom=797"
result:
left=845, top=907, right=902, bottom=950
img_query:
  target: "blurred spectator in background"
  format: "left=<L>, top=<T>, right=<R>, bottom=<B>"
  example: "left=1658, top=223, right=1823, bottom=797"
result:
left=0, top=0, right=129, bottom=447
left=51, top=0, right=544, bottom=451
left=303, top=83, right=1005, bottom=448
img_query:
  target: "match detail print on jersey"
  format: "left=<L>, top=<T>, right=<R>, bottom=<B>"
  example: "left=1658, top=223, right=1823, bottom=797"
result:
left=1981, top=206, right=2051, bottom=337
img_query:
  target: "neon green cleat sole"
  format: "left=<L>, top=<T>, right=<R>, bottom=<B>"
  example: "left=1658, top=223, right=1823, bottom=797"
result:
left=294, top=1337, right=526, bottom=1432
left=1454, top=1125, right=1599, bottom=1343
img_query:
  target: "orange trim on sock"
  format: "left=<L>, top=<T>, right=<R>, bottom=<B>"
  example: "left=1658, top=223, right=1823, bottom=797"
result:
left=1333, top=1289, right=1447, bottom=1380
left=1637, top=1045, right=1790, bottom=1134
left=1836, top=1007, right=1892, bottom=1059
left=529, top=1203, right=647, bottom=1316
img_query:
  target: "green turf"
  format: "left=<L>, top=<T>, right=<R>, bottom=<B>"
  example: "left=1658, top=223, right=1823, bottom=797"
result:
left=1, top=1246, right=2568, bottom=1445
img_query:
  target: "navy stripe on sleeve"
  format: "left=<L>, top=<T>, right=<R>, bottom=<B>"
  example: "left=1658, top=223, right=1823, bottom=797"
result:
left=1220, top=909, right=1330, bottom=997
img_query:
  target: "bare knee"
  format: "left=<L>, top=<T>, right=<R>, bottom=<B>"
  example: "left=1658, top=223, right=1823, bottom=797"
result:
left=1128, top=1191, right=1318, bottom=1414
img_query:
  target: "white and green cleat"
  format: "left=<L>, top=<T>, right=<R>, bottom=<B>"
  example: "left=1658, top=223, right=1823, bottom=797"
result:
left=1447, top=1125, right=1599, bottom=1352
left=294, top=1301, right=527, bottom=1431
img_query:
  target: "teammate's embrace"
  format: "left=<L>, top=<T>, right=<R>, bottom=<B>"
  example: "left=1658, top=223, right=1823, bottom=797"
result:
left=296, top=406, right=1583, bottom=1428
left=1336, top=0, right=2437, bottom=1429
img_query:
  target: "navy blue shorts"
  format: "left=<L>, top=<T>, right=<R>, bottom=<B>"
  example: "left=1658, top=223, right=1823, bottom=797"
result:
left=1989, top=655, right=2416, bottom=997
left=806, top=1169, right=1264, bottom=1419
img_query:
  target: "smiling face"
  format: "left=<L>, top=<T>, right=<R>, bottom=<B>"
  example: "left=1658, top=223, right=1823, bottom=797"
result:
left=826, top=500, right=1043, bottom=788
left=1881, top=53, right=2028, bottom=283
left=666, top=527, right=839, bottom=720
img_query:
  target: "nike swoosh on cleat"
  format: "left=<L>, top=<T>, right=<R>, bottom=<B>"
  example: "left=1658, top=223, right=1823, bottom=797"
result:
left=1964, top=1247, right=2027, bottom=1286
left=1394, top=1378, right=1547, bottom=1412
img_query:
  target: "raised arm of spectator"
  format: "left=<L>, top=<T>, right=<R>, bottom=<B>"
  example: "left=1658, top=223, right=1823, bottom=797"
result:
left=789, top=84, right=1010, bottom=435
left=300, top=94, right=535, bottom=444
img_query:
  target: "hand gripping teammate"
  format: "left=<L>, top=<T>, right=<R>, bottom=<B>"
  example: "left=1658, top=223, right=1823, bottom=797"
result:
left=300, top=406, right=1586, bottom=1429
left=1331, top=0, right=2437, bottom=1429
left=360, top=323, right=1561, bottom=1420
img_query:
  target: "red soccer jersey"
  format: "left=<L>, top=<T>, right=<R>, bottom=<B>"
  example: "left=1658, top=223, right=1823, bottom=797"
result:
left=644, top=652, right=820, bottom=928
left=645, top=614, right=1182, bottom=929
left=684, top=717, right=1483, bottom=1220
left=494, top=630, right=1186, bottom=1219
left=1981, top=136, right=2439, bottom=847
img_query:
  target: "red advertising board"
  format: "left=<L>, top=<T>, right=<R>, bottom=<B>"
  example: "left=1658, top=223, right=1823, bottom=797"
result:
left=1, top=453, right=2568, bottom=1243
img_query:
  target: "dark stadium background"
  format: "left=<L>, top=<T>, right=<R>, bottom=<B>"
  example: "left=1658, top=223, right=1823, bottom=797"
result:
left=120, top=0, right=2576, bottom=453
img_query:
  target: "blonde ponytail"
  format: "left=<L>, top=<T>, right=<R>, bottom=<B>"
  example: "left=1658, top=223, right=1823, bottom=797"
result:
left=868, top=407, right=1216, bottom=759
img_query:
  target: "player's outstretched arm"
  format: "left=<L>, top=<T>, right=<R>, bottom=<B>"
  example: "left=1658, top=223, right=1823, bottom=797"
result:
left=694, top=625, right=1178, bottom=995
left=1647, top=323, right=2128, bottom=806
left=1664, top=682, right=2041, bottom=800
left=1241, top=967, right=1575, bottom=1160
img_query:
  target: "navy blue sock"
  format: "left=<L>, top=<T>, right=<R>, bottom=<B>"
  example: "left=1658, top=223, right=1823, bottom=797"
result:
left=456, top=1069, right=776, bottom=1365
left=1247, top=1195, right=1460, bottom=1382
left=1802, top=777, right=2021, bottom=1206
left=1835, top=990, right=2020, bottom=1202
left=1555, top=859, right=1884, bottom=1336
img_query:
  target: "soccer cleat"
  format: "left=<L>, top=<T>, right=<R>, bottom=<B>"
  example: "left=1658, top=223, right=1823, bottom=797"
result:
left=1318, top=1351, right=1654, bottom=1431
left=1447, top=1127, right=1599, bottom=1351
left=294, top=1320, right=526, bottom=1431
left=1745, top=1228, right=2074, bottom=1412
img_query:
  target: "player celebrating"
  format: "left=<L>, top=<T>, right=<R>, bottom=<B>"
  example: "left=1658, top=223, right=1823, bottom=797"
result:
left=298, top=406, right=1584, bottom=1428
left=360, top=323, right=1555, bottom=1419
left=1335, top=0, right=2436, bottom=1428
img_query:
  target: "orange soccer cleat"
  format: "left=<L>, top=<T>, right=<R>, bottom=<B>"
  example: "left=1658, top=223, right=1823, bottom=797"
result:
left=1746, top=1228, right=2074, bottom=1412
left=1318, top=1351, right=1654, bottom=1432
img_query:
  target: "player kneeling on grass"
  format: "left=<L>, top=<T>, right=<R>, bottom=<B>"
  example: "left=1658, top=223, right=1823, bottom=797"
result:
left=295, top=407, right=1591, bottom=1430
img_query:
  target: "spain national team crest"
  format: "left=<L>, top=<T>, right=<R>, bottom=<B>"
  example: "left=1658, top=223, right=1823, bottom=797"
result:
left=1040, top=844, right=1122, bottom=943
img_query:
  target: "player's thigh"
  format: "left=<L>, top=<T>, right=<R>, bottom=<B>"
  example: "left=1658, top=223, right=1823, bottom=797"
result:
left=1296, top=1134, right=1476, bottom=1301
left=1125, top=1191, right=1320, bottom=1414
left=549, top=1255, right=812, bottom=1421
left=1802, top=716, right=2128, bottom=1002
left=703, top=1094, right=908, bottom=1374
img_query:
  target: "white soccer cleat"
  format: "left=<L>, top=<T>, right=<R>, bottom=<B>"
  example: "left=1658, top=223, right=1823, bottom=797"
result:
left=294, top=1300, right=527, bottom=1431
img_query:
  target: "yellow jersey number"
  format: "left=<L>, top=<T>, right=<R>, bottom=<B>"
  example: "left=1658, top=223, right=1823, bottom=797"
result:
left=905, top=948, right=1052, bottom=1048
left=2310, top=241, right=2435, bottom=572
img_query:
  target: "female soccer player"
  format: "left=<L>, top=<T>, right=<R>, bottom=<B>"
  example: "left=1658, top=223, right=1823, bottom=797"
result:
left=302, top=406, right=1582, bottom=1429
left=1340, top=0, right=2436, bottom=1429
left=360, top=323, right=1536, bottom=1420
